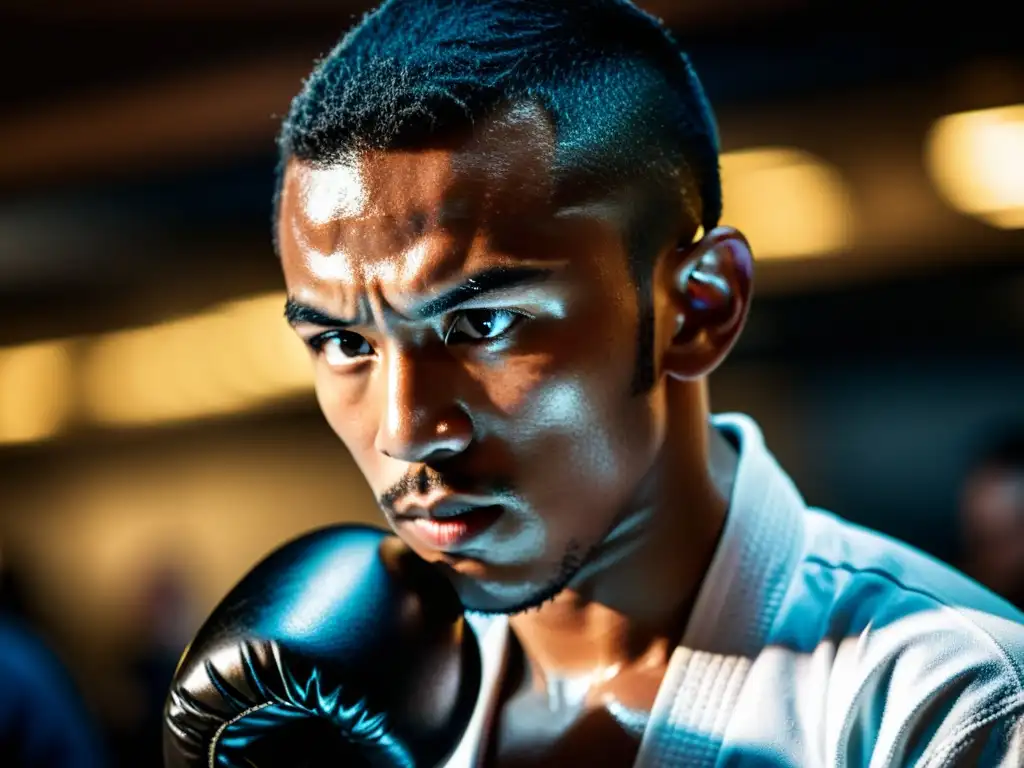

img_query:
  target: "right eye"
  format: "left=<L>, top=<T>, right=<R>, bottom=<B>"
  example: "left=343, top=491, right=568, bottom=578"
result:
left=308, top=331, right=375, bottom=368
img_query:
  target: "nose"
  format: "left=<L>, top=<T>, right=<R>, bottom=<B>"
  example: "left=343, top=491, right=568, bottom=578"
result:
left=374, top=349, right=473, bottom=464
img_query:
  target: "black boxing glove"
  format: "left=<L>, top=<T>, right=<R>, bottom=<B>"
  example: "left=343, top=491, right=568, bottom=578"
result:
left=163, top=524, right=480, bottom=768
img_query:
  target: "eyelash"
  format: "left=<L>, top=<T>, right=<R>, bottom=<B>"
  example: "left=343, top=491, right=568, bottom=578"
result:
left=305, top=309, right=529, bottom=361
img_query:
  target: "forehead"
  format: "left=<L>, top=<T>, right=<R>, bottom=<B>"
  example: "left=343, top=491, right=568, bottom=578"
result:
left=281, top=107, right=554, bottom=263
left=276, top=104, right=633, bottom=298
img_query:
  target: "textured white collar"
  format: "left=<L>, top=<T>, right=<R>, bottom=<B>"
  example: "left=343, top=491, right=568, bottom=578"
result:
left=681, top=412, right=807, bottom=657
left=634, top=413, right=808, bottom=768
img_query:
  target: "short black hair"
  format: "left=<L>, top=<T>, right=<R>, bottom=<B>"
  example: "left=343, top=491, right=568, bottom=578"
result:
left=276, top=0, right=722, bottom=392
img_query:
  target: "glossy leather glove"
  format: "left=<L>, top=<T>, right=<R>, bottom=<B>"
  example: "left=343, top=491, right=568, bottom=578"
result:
left=163, top=524, right=480, bottom=767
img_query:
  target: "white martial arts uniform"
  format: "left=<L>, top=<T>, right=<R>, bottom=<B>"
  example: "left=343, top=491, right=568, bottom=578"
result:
left=445, top=413, right=1024, bottom=767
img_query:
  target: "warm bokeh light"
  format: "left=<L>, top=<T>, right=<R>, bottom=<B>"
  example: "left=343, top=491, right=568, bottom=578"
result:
left=0, top=339, right=75, bottom=445
left=720, top=147, right=854, bottom=260
left=926, top=104, right=1024, bottom=229
left=0, top=146, right=860, bottom=443
left=80, top=292, right=311, bottom=427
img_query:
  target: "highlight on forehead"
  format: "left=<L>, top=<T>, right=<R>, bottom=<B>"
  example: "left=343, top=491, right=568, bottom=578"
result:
left=284, top=103, right=563, bottom=234
left=278, top=97, right=688, bottom=282
left=300, top=162, right=368, bottom=224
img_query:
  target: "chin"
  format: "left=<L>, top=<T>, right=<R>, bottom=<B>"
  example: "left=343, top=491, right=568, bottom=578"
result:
left=390, top=520, right=592, bottom=614
left=458, top=579, right=574, bottom=617
left=443, top=553, right=586, bottom=617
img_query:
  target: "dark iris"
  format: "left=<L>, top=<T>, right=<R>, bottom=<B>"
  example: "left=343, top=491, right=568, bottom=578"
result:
left=311, top=331, right=372, bottom=358
left=447, top=309, right=520, bottom=343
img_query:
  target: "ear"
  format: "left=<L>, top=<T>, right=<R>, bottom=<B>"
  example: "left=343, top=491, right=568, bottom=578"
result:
left=660, top=226, right=754, bottom=381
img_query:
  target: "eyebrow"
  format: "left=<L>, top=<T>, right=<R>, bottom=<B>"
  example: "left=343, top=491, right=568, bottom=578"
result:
left=284, top=265, right=555, bottom=328
left=284, top=300, right=354, bottom=328
left=411, top=265, right=554, bottom=319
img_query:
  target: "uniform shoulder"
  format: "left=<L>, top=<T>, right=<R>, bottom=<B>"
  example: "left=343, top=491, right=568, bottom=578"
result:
left=792, top=508, right=1024, bottom=668
left=773, top=510, right=1024, bottom=765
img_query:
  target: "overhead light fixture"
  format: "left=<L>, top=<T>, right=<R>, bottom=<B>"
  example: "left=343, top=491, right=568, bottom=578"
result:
left=926, top=104, right=1024, bottom=229
left=80, top=292, right=312, bottom=427
left=0, top=340, right=75, bottom=445
left=719, top=147, right=854, bottom=260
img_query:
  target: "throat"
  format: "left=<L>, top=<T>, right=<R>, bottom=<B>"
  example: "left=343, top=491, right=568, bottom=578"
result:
left=504, top=485, right=716, bottom=682
left=486, top=628, right=664, bottom=768
left=506, top=597, right=681, bottom=718
left=495, top=422, right=736, bottom=732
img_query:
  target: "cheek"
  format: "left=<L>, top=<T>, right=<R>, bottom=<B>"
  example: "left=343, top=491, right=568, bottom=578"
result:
left=482, top=342, right=660, bottom=500
left=480, top=287, right=637, bottom=426
left=314, top=369, right=378, bottom=461
left=531, top=377, right=660, bottom=480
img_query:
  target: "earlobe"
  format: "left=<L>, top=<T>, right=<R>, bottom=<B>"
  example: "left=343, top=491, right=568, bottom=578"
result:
left=663, top=226, right=754, bottom=381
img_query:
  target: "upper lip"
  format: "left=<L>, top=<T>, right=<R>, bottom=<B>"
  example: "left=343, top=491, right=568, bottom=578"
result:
left=393, top=495, right=494, bottom=521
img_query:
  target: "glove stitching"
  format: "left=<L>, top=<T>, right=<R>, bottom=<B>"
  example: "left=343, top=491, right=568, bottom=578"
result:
left=209, top=701, right=278, bottom=768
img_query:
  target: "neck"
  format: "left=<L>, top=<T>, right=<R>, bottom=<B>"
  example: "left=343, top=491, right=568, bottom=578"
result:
left=508, top=381, right=737, bottom=681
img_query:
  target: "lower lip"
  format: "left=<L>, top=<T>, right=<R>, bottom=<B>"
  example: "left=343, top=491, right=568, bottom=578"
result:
left=401, top=506, right=504, bottom=551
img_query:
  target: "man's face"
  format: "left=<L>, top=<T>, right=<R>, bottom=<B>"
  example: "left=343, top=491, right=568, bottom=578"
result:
left=277, top=105, right=673, bottom=613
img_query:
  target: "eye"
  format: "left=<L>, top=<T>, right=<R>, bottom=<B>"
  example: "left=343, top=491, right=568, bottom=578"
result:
left=308, top=331, right=374, bottom=367
left=445, top=309, right=524, bottom=344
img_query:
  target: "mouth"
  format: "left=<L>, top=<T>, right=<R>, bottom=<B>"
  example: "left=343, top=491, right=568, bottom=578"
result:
left=394, top=503, right=505, bottom=552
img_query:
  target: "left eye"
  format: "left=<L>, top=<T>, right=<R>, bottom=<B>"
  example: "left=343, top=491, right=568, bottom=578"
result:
left=445, top=309, right=523, bottom=343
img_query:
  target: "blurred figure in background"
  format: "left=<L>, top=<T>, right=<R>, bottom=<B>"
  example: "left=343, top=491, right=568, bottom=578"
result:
left=108, top=562, right=197, bottom=768
left=959, top=426, right=1024, bottom=611
left=0, top=545, right=107, bottom=768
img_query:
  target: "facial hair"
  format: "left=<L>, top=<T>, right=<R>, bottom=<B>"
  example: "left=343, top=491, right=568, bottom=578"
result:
left=464, top=498, right=655, bottom=617
left=464, top=538, right=590, bottom=617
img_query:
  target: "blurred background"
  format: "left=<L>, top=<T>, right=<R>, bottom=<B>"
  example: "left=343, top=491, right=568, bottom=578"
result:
left=0, top=0, right=1022, bottom=764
